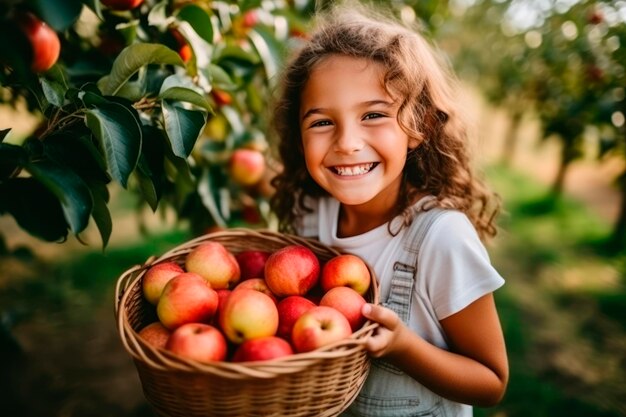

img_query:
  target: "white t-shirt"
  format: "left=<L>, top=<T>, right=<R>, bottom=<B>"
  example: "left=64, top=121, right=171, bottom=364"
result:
left=296, top=196, right=505, bottom=350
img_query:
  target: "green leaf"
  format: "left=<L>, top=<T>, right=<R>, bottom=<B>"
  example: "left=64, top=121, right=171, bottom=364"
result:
left=247, top=27, right=285, bottom=81
left=85, top=102, right=142, bottom=188
left=176, top=4, right=214, bottom=44
left=83, top=0, right=103, bottom=20
left=89, top=181, right=112, bottom=249
left=1, top=129, right=12, bottom=143
left=0, top=143, right=27, bottom=180
left=27, top=0, right=83, bottom=31
left=162, top=100, right=207, bottom=158
left=0, top=178, right=69, bottom=242
left=133, top=167, right=159, bottom=212
left=97, top=43, right=184, bottom=96
left=159, top=87, right=212, bottom=112
left=26, top=159, right=93, bottom=234
left=147, top=0, right=172, bottom=31
left=40, top=78, right=67, bottom=107
left=207, top=64, right=236, bottom=91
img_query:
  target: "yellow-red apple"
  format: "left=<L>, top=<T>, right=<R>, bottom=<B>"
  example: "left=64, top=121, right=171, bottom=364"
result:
left=232, top=336, right=294, bottom=362
left=142, top=261, right=185, bottom=305
left=229, top=148, right=265, bottom=186
left=15, top=12, right=60, bottom=73
left=137, top=322, right=171, bottom=349
left=235, top=250, right=271, bottom=280
left=166, top=323, right=227, bottom=363
left=320, top=254, right=371, bottom=296
left=291, top=306, right=352, bottom=353
left=233, top=278, right=277, bottom=304
left=320, top=286, right=367, bottom=332
left=185, top=242, right=241, bottom=289
left=219, top=288, right=278, bottom=344
left=157, top=273, right=218, bottom=330
left=213, top=288, right=232, bottom=327
left=264, top=245, right=320, bottom=297
left=276, top=295, right=316, bottom=341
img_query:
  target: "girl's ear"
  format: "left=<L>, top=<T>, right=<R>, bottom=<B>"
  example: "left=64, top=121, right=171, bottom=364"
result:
left=408, top=137, right=421, bottom=150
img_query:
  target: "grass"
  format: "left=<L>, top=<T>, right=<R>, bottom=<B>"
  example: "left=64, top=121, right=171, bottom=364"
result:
left=1, top=163, right=625, bottom=416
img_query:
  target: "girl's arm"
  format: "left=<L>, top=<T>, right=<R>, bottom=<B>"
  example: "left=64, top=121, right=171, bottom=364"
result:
left=361, top=293, right=509, bottom=407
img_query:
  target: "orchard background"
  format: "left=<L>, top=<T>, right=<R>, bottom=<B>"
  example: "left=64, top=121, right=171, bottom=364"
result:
left=1, top=0, right=625, bottom=416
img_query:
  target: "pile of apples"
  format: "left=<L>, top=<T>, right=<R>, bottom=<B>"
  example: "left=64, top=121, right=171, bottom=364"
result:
left=136, top=240, right=372, bottom=364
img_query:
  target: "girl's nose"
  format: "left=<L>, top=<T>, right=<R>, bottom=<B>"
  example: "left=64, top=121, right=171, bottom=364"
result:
left=334, top=124, right=364, bottom=154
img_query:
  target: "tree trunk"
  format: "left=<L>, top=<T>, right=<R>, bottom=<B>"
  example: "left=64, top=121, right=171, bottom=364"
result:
left=610, top=169, right=626, bottom=250
left=501, top=110, right=523, bottom=166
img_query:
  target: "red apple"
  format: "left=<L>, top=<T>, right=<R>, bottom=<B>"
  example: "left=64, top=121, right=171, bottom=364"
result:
left=137, top=322, right=171, bottom=349
left=219, top=288, right=278, bottom=344
left=292, top=306, right=352, bottom=353
left=276, top=295, right=316, bottom=341
left=320, top=286, right=366, bottom=332
left=264, top=245, right=320, bottom=297
left=15, top=12, right=60, bottom=73
left=229, top=148, right=265, bottom=186
left=142, top=261, right=185, bottom=305
left=233, top=278, right=277, bottom=304
left=101, top=0, right=144, bottom=11
left=185, top=241, right=241, bottom=289
left=212, top=89, right=232, bottom=106
left=157, top=272, right=219, bottom=330
left=213, top=288, right=231, bottom=328
left=235, top=250, right=271, bottom=280
left=166, top=323, right=227, bottom=363
left=320, top=254, right=371, bottom=296
left=232, top=336, right=294, bottom=362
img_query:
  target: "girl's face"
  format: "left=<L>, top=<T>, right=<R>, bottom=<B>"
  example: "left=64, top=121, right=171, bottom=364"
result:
left=300, top=54, right=415, bottom=211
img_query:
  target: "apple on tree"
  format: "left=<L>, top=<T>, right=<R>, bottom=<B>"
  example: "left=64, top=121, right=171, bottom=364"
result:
left=142, top=261, right=185, bottom=305
left=265, top=245, right=320, bottom=297
left=291, top=306, right=352, bottom=353
left=229, top=148, right=266, bottom=186
left=166, top=323, right=228, bottom=363
left=157, top=272, right=219, bottom=330
left=15, top=11, right=60, bottom=73
left=321, top=254, right=371, bottom=296
left=219, top=288, right=278, bottom=344
left=185, top=241, right=241, bottom=289
left=320, top=286, right=367, bottom=332
left=232, top=336, right=294, bottom=362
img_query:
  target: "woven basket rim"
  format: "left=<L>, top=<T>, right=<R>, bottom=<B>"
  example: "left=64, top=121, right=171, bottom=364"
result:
left=115, top=228, right=380, bottom=379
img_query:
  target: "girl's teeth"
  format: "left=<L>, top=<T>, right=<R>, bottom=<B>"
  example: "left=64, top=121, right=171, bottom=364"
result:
left=334, top=163, right=374, bottom=176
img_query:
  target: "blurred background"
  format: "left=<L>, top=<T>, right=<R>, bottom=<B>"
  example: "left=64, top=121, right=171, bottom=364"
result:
left=0, top=0, right=624, bottom=416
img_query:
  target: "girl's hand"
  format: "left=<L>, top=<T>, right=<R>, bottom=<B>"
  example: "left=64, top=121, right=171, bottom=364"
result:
left=361, top=303, right=408, bottom=358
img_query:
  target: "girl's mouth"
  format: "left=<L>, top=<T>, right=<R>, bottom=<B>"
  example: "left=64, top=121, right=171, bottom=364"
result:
left=330, top=162, right=378, bottom=176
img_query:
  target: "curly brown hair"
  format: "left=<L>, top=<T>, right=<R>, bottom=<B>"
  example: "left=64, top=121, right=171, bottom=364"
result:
left=269, top=2, right=500, bottom=240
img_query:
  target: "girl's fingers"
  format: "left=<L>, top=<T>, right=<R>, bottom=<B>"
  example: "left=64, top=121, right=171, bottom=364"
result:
left=361, top=303, right=400, bottom=330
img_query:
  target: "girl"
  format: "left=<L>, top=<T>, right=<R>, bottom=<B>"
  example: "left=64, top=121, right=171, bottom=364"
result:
left=269, top=3, right=509, bottom=416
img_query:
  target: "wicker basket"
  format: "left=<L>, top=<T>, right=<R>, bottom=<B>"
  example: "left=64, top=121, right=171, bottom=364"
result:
left=115, top=228, right=379, bottom=417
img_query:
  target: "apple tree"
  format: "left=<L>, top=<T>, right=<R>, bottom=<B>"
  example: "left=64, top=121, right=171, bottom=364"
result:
left=0, top=0, right=313, bottom=250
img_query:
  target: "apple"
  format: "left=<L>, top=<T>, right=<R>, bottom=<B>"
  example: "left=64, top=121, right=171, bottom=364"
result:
left=101, top=0, right=144, bottom=11
left=219, top=288, right=278, bottom=344
left=232, top=336, right=294, bottom=362
left=235, top=250, right=271, bottom=280
left=166, top=323, right=227, bottom=363
left=291, top=306, right=352, bottom=353
left=142, top=261, right=185, bottom=305
left=233, top=278, right=277, bottom=304
left=320, top=287, right=367, bottom=332
left=212, top=89, right=233, bottom=106
left=264, top=245, right=320, bottom=297
left=229, top=148, right=265, bottom=186
left=137, top=322, right=171, bottom=349
left=320, top=254, right=371, bottom=296
left=157, top=272, right=219, bottom=330
left=276, top=295, right=316, bottom=341
left=185, top=241, right=241, bottom=289
left=15, top=12, right=60, bottom=73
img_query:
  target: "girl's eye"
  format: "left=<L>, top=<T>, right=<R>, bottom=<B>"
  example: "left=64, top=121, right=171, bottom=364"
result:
left=310, top=120, right=332, bottom=128
left=363, top=112, right=385, bottom=120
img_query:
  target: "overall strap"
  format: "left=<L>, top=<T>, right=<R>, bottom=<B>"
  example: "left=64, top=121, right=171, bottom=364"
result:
left=385, top=208, right=447, bottom=324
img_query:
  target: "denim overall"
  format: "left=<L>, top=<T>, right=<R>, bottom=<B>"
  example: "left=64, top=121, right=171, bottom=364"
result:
left=341, top=209, right=468, bottom=417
